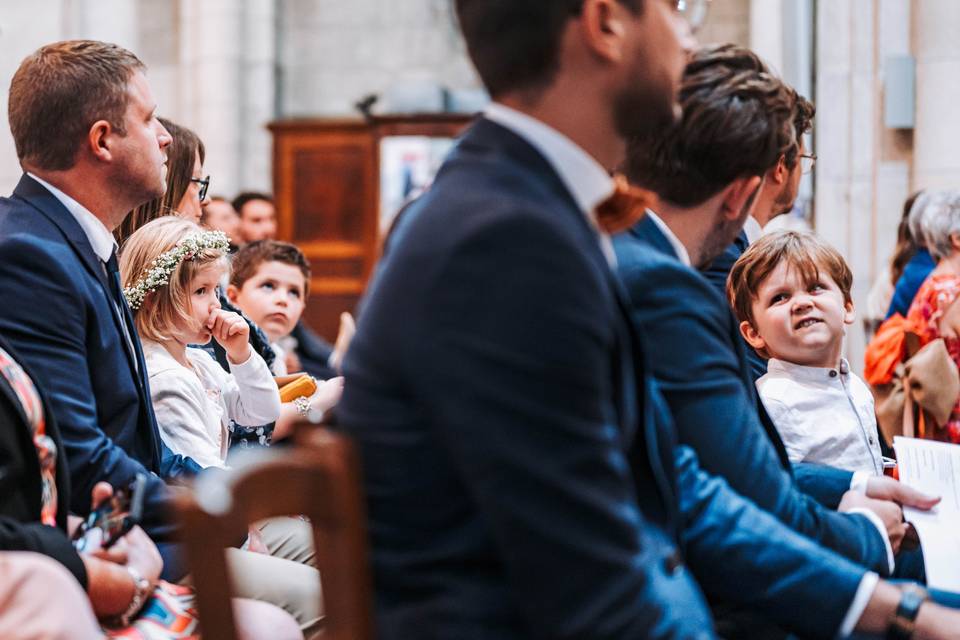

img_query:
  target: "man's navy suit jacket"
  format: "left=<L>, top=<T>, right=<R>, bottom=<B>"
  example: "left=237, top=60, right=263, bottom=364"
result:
left=700, top=230, right=769, bottom=381
left=613, top=217, right=890, bottom=575
left=0, top=175, right=201, bottom=580
left=338, top=118, right=867, bottom=639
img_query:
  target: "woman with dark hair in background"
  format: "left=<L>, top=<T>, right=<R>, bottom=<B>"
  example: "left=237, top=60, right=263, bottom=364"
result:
left=864, top=191, right=925, bottom=335
left=114, top=117, right=209, bottom=245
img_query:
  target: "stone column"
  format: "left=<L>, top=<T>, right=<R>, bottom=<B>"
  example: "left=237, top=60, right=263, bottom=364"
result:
left=178, top=0, right=244, bottom=197
left=912, top=0, right=960, bottom=190
left=238, top=0, right=275, bottom=193
left=815, top=0, right=880, bottom=371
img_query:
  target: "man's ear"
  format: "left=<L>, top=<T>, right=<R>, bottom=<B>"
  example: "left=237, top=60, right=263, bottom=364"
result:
left=721, top=175, right=763, bottom=221
left=739, top=319, right=767, bottom=352
left=86, top=120, right=114, bottom=163
left=843, top=299, right=856, bottom=325
left=225, top=284, right=240, bottom=304
left=579, top=0, right=629, bottom=64
left=770, top=154, right=789, bottom=185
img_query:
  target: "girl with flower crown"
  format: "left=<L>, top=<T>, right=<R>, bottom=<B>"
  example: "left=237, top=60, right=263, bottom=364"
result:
left=118, top=216, right=281, bottom=467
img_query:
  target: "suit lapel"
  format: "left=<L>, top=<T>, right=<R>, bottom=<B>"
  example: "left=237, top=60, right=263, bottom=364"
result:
left=11, top=176, right=150, bottom=405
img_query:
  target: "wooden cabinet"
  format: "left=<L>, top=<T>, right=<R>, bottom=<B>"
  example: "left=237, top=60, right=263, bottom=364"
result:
left=269, top=114, right=473, bottom=340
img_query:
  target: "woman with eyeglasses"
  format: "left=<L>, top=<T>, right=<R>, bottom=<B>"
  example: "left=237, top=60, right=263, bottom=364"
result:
left=114, top=117, right=210, bottom=245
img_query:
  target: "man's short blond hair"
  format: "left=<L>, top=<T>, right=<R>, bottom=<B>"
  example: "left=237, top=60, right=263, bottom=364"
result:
left=9, top=40, right=144, bottom=171
left=119, top=216, right=228, bottom=343
left=727, top=230, right=853, bottom=328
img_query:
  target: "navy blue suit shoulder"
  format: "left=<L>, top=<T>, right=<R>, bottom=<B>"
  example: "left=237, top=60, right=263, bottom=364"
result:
left=338, top=119, right=713, bottom=639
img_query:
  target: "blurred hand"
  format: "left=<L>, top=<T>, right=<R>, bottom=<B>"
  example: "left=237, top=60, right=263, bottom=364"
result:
left=308, top=376, right=344, bottom=421
left=866, top=475, right=941, bottom=510
left=839, top=491, right=907, bottom=554
left=330, top=312, right=356, bottom=373
left=246, top=526, right=270, bottom=555
left=208, top=309, right=251, bottom=364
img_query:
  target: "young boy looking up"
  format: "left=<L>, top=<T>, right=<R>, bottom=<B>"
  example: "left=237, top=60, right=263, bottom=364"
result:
left=228, top=239, right=317, bottom=376
left=728, top=230, right=885, bottom=476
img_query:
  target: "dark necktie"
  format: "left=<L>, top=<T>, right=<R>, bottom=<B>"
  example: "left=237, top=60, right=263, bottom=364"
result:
left=105, top=250, right=138, bottom=370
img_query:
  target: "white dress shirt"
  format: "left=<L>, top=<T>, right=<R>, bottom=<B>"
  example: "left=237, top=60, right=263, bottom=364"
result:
left=484, top=103, right=617, bottom=266
left=142, top=341, right=281, bottom=468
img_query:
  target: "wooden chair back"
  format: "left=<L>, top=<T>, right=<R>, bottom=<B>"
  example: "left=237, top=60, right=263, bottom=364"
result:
left=175, top=429, right=374, bottom=640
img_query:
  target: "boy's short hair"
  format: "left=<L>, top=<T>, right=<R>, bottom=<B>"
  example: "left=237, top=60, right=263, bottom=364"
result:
left=727, top=230, right=853, bottom=328
left=231, top=240, right=311, bottom=297
left=119, top=216, right=229, bottom=343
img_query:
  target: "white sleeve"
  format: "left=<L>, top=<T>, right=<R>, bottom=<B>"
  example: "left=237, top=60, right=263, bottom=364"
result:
left=221, top=350, right=282, bottom=426
left=150, top=369, right=227, bottom=469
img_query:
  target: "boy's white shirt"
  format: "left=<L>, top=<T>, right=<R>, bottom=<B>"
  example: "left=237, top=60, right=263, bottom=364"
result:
left=142, top=340, right=281, bottom=468
left=757, top=358, right=885, bottom=476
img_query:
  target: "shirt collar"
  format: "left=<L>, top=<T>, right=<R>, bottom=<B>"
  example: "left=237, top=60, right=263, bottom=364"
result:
left=743, top=216, right=763, bottom=244
left=484, top=103, right=618, bottom=267
left=644, top=209, right=691, bottom=267
left=27, top=172, right=117, bottom=262
left=767, top=357, right=850, bottom=383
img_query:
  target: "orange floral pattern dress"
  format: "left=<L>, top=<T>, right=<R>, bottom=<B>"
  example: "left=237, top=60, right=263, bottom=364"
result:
left=905, top=272, right=960, bottom=443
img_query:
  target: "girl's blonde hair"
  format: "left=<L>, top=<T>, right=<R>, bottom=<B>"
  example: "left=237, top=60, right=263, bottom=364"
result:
left=119, top=216, right=228, bottom=343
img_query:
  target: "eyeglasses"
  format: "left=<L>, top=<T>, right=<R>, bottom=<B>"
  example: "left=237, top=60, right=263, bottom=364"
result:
left=799, top=153, right=817, bottom=174
left=191, top=176, right=210, bottom=201
left=676, top=0, right=711, bottom=32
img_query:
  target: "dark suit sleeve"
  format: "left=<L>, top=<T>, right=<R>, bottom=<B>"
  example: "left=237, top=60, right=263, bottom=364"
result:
left=620, top=259, right=890, bottom=574
left=291, top=322, right=336, bottom=380
left=412, top=216, right=708, bottom=638
left=0, top=518, right=87, bottom=587
left=793, top=462, right=855, bottom=509
left=0, top=238, right=174, bottom=546
left=674, top=445, right=865, bottom=638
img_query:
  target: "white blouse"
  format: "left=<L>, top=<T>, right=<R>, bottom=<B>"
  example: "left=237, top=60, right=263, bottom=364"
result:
left=757, top=358, right=884, bottom=476
left=142, top=341, right=282, bottom=468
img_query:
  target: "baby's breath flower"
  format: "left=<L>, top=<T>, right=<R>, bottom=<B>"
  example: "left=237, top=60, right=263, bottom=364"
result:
left=123, top=230, right=230, bottom=310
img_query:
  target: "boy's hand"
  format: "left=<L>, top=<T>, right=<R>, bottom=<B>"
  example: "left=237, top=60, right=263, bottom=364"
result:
left=208, top=309, right=251, bottom=364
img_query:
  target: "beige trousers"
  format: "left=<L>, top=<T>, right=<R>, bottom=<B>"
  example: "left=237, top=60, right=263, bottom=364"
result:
left=225, top=516, right=323, bottom=639
left=0, top=552, right=102, bottom=640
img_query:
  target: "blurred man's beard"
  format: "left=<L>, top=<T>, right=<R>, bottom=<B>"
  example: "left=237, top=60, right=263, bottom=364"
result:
left=612, top=71, right=681, bottom=142
left=697, top=190, right=756, bottom=269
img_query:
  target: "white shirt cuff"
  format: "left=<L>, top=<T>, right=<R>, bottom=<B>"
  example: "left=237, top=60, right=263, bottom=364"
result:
left=846, top=508, right=895, bottom=574
left=837, top=572, right=879, bottom=638
left=850, top=470, right=871, bottom=494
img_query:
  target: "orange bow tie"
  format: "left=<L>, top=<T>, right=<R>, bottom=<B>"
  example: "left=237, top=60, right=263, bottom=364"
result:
left=594, top=174, right=656, bottom=235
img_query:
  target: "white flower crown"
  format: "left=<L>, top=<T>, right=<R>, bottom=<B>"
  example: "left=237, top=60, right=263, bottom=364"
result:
left=123, top=230, right=231, bottom=310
